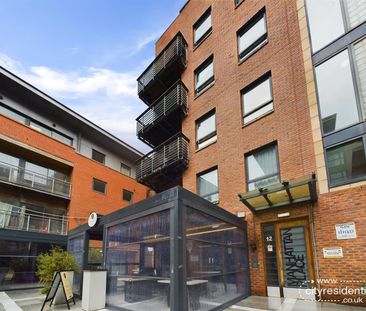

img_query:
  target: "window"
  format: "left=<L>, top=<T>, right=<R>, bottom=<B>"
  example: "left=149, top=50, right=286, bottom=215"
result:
left=196, top=110, right=216, bottom=149
left=92, top=149, right=105, bottom=164
left=242, top=73, right=273, bottom=124
left=237, top=9, right=267, bottom=61
left=0, top=103, right=73, bottom=146
left=93, top=178, right=106, bottom=194
left=315, top=50, right=359, bottom=134
left=326, top=138, right=366, bottom=187
left=235, top=0, right=244, bottom=6
left=193, top=8, right=212, bottom=46
left=195, top=56, right=214, bottom=94
left=197, top=167, right=219, bottom=203
left=246, top=144, right=280, bottom=191
left=122, top=189, right=134, bottom=202
left=0, top=103, right=27, bottom=123
left=120, top=163, right=131, bottom=177
left=306, top=0, right=366, bottom=52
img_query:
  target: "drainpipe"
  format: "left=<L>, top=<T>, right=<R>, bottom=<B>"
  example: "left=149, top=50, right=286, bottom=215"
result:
left=309, top=203, right=322, bottom=301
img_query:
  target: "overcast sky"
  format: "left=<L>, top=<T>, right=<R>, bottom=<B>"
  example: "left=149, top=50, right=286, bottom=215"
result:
left=0, top=0, right=186, bottom=153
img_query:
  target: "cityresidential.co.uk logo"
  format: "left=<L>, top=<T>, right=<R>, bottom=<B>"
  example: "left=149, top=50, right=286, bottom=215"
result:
left=299, top=278, right=365, bottom=304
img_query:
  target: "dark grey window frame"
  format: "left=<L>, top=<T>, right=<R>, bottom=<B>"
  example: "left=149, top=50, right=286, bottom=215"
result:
left=314, top=47, right=364, bottom=138
left=194, top=55, right=214, bottom=95
left=120, top=162, right=131, bottom=176
left=305, top=0, right=366, bottom=54
left=307, top=6, right=366, bottom=187
left=237, top=8, right=268, bottom=62
left=92, top=178, right=107, bottom=195
left=195, top=108, right=217, bottom=149
left=92, top=149, right=106, bottom=164
left=122, top=189, right=134, bottom=202
left=197, top=166, right=219, bottom=203
left=0, top=102, right=73, bottom=146
left=245, top=142, right=280, bottom=192
left=324, top=135, right=366, bottom=188
left=193, top=7, right=212, bottom=47
left=241, top=72, right=273, bottom=125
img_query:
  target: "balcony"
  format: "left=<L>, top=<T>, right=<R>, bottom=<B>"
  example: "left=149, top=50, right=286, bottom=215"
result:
left=137, top=82, right=188, bottom=147
left=0, top=203, right=68, bottom=235
left=0, top=161, right=71, bottom=198
left=136, top=133, right=189, bottom=190
left=137, top=32, right=188, bottom=104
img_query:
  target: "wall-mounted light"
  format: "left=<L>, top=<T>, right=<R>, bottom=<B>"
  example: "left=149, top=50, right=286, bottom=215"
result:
left=278, top=212, right=290, bottom=218
left=237, top=211, right=246, bottom=218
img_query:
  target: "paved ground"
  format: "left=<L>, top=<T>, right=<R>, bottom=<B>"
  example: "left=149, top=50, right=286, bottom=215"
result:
left=0, top=289, right=365, bottom=310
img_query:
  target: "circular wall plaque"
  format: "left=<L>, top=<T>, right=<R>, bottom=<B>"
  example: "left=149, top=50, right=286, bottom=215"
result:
left=88, top=212, right=98, bottom=227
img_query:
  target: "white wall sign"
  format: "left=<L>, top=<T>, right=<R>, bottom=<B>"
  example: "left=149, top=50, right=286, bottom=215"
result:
left=88, top=212, right=98, bottom=227
left=335, top=222, right=356, bottom=240
left=323, top=247, right=343, bottom=259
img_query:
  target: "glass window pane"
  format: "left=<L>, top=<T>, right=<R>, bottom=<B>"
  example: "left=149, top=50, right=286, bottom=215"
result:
left=239, top=15, right=266, bottom=56
left=198, top=169, right=219, bottom=203
left=93, top=178, right=106, bottom=194
left=326, top=139, right=366, bottom=186
left=306, top=0, right=345, bottom=52
left=194, top=11, right=212, bottom=44
left=0, top=104, right=27, bottom=124
left=92, top=149, right=105, bottom=164
left=244, top=102, right=273, bottom=124
left=185, top=207, right=250, bottom=307
left=29, top=121, right=52, bottom=136
left=345, top=0, right=366, bottom=29
left=247, top=145, right=279, bottom=190
left=121, top=163, right=131, bottom=176
left=353, top=38, right=366, bottom=118
left=196, top=60, right=214, bottom=90
left=106, top=210, right=170, bottom=309
left=122, top=189, right=133, bottom=202
left=52, top=131, right=73, bottom=146
left=242, top=77, right=272, bottom=122
left=197, top=113, right=216, bottom=141
left=315, top=50, right=359, bottom=134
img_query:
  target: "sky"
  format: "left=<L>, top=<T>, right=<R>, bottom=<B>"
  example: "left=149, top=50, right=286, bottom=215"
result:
left=0, top=0, right=187, bottom=153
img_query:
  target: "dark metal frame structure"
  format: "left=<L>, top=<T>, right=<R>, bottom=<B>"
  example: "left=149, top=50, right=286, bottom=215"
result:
left=68, top=187, right=250, bottom=311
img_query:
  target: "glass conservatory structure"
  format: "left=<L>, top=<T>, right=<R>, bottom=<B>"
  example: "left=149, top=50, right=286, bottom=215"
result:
left=68, top=187, right=250, bottom=311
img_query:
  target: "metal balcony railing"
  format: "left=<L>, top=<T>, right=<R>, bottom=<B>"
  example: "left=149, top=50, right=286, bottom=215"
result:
left=0, top=161, right=71, bottom=198
left=136, top=133, right=189, bottom=182
left=136, top=82, right=188, bottom=136
left=0, top=204, right=68, bottom=235
left=137, top=33, right=187, bottom=95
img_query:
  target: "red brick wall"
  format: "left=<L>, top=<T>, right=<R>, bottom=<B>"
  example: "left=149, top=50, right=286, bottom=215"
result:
left=0, top=114, right=149, bottom=229
left=154, top=0, right=366, bottom=303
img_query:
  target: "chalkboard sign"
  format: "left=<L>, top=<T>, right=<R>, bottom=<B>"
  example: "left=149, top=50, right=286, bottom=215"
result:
left=41, top=271, right=76, bottom=310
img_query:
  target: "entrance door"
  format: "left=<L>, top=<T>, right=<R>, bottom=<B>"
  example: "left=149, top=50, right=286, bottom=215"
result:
left=263, top=219, right=315, bottom=299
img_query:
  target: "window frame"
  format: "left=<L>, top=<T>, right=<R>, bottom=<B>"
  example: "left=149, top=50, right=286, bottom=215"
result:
left=195, top=55, right=215, bottom=95
left=245, top=143, right=280, bottom=191
left=237, top=8, right=268, bottom=62
left=92, top=178, right=107, bottom=195
left=196, top=109, right=217, bottom=150
left=122, top=189, right=134, bottom=203
left=324, top=135, right=366, bottom=188
left=241, top=72, right=274, bottom=125
left=193, top=7, right=212, bottom=47
left=92, top=149, right=106, bottom=164
left=314, top=47, right=363, bottom=138
left=197, top=166, right=219, bottom=204
left=120, top=163, right=132, bottom=177
left=0, top=102, right=73, bottom=146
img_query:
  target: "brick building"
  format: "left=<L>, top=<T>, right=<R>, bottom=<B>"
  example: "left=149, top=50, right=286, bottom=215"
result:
left=135, top=0, right=366, bottom=304
left=0, top=66, right=149, bottom=290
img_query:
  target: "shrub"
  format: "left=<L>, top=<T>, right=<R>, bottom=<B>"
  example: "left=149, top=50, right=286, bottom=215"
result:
left=36, top=246, right=79, bottom=293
